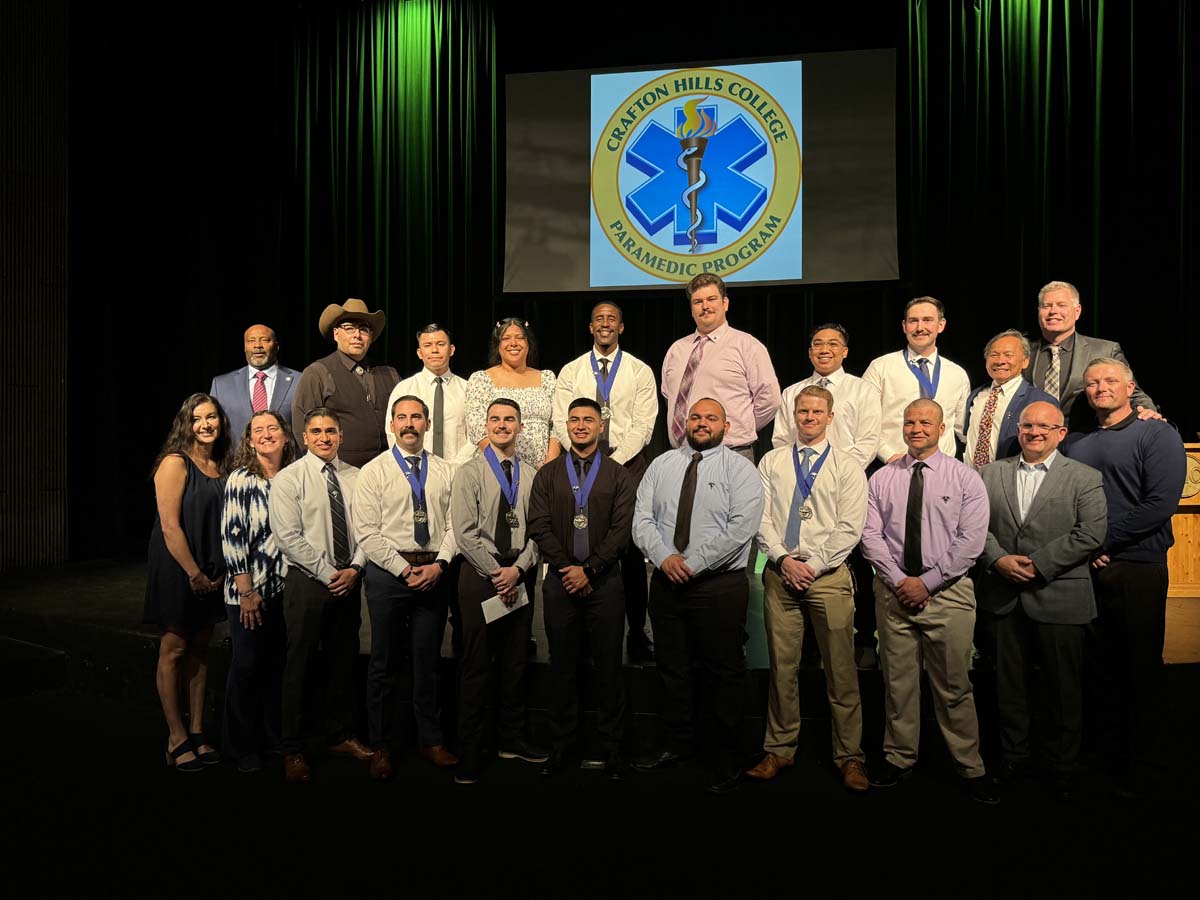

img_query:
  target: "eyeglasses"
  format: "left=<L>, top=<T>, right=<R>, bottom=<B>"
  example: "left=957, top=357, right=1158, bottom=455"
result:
left=336, top=323, right=372, bottom=335
left=1018, top=422, right=1065, bottom=433
left=810, top=340, right=845, bottom=350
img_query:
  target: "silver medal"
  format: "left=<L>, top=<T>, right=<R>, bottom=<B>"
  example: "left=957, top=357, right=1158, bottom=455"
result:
left=573, top=514, right=588, bottom=530
left=413, top=509, right=428, bottom=524
left=600, top=405, right=612, bottom=421
left=798, top=505, right=814, bottom=521
left=505, top=509, right=519, bottom=528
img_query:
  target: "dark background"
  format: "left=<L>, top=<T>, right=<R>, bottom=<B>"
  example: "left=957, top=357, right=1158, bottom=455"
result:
left=25, top=0, right=1197, bottom=561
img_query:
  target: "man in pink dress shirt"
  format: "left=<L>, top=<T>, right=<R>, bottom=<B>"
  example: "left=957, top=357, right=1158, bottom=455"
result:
left=661, top=273, right=781, bottom=465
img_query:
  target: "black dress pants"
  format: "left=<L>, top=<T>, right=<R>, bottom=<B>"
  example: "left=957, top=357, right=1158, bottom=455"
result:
left=648, top=569, right=748, bottom=775
left=365, top=563, right=448, bottom=749
left=224, top=596, right=286, bottom=760
left=991, top=604, right=1085, bottom=777
left=280, top=569, right=362, bottom=754
left=457, top=563, right=537, bottom=763
left=1093, top=560, right=1168, bottom=775
left=543, top=569, right=626, bottom=755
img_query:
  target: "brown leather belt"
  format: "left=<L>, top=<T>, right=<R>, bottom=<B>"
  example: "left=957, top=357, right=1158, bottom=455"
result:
left=401, top=551, right=438, bottom=565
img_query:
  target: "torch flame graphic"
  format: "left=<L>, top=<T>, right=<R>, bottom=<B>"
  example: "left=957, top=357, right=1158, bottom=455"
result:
left=676, top=98, right=718, bottom=253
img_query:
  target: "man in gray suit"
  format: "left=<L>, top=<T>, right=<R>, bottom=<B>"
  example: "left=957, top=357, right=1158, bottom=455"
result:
left=210, top=324, right=300, bottom=441
left=1025, top=281, right=1156, bottom=431
left=976, top=400, right=1107, bottom=800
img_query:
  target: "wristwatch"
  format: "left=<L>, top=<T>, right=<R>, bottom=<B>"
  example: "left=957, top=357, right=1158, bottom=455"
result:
left=435, top=559, right=448, bottom=572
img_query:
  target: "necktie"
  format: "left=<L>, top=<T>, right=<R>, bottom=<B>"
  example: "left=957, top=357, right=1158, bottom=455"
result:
left=1044, top=346, right=1061, bottom=400
left=784, top=447, right=816, bottom=549
left=903, top=461, right=926, bottom=576
left=251, top=371, right=268, bottom=413
left=597, top=358, right=611, bottom=453
left=573, top=457, right=590, bottom=563
left=433, top=376, right=445, bottom=458
left=324, top=463, right=351, bottom=568
left=673, top=452, right=703, bottom=553
left=817, top=376, right=831, bottom=388
left=971, top=384, right=1003, bottom=468
left=916, top=358, right=932, bottom=399
left=495, top=459, right=513, bottom=554
left=670, top=336, right=707, bottom=445
left=407, top=456, right=430, bottom=545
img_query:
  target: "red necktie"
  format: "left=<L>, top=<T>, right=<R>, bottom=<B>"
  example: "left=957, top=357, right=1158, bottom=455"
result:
left=252, top=371, right=268, bottom=413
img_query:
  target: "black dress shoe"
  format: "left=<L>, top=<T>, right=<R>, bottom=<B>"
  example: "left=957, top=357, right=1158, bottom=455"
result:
left=993, top=759, right=1028, bottom=786
left=632, top=750, right=686, bottom=772
left=498, top=739, right=549, bottom=764
left=606, top=753, right=628, bottom=781
left=540, top=752, right=567, bottom=777
left=237, top=754, right=263, bottom=775
left=707, top=769, right=741, bottom=795
left=964, top=775, right=1000, bottom=805
left=868, top=761, right=913, bottom=787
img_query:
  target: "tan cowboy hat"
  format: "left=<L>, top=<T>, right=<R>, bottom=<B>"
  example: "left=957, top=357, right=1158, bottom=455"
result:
left=318, top=298, right=386, bottom=339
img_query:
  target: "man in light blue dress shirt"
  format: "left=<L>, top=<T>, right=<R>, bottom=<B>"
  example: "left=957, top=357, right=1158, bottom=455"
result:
left=631, top=398, right=764, bottom=793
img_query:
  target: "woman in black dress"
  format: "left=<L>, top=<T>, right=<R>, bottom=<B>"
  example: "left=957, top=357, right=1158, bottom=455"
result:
left=143, top=393, right=233, bottom=772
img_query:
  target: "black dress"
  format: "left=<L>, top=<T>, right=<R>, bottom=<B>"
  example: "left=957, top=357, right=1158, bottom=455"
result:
left=143, top=454, right=227, bottom=633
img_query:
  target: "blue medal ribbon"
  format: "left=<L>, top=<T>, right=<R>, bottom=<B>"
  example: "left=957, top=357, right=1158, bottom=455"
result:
left=589, top=348, right=623, bottom=407
left=906, top=351, right=941, bottom=398
left=391, top=446, right=428, bottom=509
left=564, top=450, right=602, bottom=512
left=792, top=442, right=832, bottom=502
left=483, top=445, right=520, bottom=509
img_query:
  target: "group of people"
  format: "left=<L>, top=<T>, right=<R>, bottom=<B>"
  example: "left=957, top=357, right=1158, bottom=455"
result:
left=142, top=274, right=1186, bottom=800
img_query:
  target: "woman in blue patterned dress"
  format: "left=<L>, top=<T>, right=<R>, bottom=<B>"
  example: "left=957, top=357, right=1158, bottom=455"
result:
left=221, top=409, right=296, bottom=773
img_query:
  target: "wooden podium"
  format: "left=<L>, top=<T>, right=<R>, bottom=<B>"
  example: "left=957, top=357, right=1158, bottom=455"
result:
left=1167, top=443, right=1200, bottom=597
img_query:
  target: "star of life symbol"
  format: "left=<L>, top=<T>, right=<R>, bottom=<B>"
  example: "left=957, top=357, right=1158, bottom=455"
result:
left=625, top=101, right=768, bottom=253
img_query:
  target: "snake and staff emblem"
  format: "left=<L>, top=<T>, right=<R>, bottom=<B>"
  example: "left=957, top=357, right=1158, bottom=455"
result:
left=675, top=98, right=718, bottom=253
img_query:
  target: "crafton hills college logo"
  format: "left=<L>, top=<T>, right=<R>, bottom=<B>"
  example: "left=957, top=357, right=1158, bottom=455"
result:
left=592, top=67, right=802, bottom=283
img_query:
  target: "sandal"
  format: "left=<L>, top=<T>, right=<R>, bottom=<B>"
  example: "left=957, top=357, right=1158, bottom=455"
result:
left=188, top=732, right=222, bottom=766
left=166, top=737, right=205, bottom=773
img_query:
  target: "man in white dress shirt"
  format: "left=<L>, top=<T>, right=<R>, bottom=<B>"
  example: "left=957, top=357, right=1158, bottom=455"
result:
left=385, top=324, right=472, bottom=465
left=353, top=395, right=458, bottom=780
left=862, top=297, right=971, bottom=464
left=553, top=301, right=659, bottom=661
left=963, top=329, right=1057, bottom=470
left=747, top=385, right=870, bottom=791
left=270, top=408, right=373, bottom=783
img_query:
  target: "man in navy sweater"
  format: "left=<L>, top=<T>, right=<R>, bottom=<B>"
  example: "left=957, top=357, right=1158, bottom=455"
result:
left=1067, top=357, right=1186, bottom=798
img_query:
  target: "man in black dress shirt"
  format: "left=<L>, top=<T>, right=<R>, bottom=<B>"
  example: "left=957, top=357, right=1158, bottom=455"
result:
left=528, top=398, right=637, bottom=776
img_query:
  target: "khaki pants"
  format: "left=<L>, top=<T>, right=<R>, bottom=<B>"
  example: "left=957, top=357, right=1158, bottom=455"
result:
left=762, top=564, right=864, bottom=765
left=874, top=575, right=985, bottom=778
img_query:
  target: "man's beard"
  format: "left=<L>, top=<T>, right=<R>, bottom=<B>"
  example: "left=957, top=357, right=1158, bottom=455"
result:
left=686, top=428, right=724, bottom=451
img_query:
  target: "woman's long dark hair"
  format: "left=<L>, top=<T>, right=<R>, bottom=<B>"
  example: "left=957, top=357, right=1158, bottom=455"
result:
left=487, top=317, right=539, bottom=368
left=231, top=410, right=297, bottom=478
left=150, top=393, right=234, bottom=477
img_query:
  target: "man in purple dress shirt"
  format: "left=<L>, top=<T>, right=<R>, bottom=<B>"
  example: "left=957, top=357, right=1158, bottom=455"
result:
left=860, top=399, right=997, bottom=804
left=661, top=273, right=781, bottom=463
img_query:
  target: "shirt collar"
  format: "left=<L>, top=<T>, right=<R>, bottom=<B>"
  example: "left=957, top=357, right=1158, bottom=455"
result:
left=569, top=447, right=600, bottom=467
left=991, top=376, right=1023, bottom=398
left=249, top=364, right=278, bottom=382
left=695, top=322, right=731, bottom=343
left=303, top=451, right=340, bottom=473
left=1019, top=450, right=1057, bottom=472
left=1102, top=409, right=1139, bottom=431
left=794, top=437, right=830, bottom=456
left=901, top=449, right=943, bottom=470
left=809, top=367, right=845, bottom=384
left=592, top=346, right=619, bottom=364
left=680, top=442, right=726, bottom=461
left=905, top=347, right=939, bottom=366
left=336, top=350, right=370, bottom=371
left=422, top=367, right=453, bottom=383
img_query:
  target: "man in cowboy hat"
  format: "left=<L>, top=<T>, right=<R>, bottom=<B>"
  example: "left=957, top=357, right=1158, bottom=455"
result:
left=293, top=299, right=400, bottom=469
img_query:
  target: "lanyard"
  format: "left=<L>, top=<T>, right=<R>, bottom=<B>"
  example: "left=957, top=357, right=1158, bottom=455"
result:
left=906, top=351, right=941, bottom=398
left=391, top=446, right=428, bottom=507
left=564, top=451, right=602, bottom=511
left=792, top=443, right=832, bottom=502
left=589, top=349, right=623, bottom=405
left=483, top=445, right=519, bottom=509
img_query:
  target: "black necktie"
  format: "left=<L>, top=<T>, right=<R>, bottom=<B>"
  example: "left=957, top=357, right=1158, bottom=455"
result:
left=573, top=457, right=590, bottom=563
left=903, top=461, right=926, bottom=576
left=597, top=358, right=611, bottom=453
left=674, top=452, right=703, bottom=553
left=495, top=459, right=513, bottom=555
left=433, top=376, right=445, bottom=457
left=407, top=455, right=430, bottom=545
left=324, top=463, right=351, bottom=568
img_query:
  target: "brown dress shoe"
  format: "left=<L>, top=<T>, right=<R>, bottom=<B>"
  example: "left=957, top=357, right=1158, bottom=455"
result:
left=328, top=737, right=374, bottom=761
left=841, top=759, right=870, bottom=792
left=745, top=753, right=794, bottom=781
left=369, top=748, right=393, bottom=781
left=420, top=745, right=460, bottom=768
left=284, top=753, right=312, bottom=783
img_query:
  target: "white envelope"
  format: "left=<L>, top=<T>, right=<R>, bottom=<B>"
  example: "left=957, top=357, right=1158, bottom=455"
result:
left=481, top=584, right=530, bottom=624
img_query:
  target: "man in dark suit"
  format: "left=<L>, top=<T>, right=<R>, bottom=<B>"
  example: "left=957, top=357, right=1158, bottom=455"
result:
left=1024, top=281, right=1157, bottom=431
left=964, top=329, right=1058, bottom=469
left=209, top=324, right=300, bottom=441
left=976, top=401, right=1107, bottom=800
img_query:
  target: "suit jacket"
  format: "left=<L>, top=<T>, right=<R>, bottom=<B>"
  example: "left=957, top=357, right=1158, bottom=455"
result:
left=963, top=380, right=1058, bottom=462
left=210, top=365, right=301, bottom=442
left=974, top=453, right=1107, bottom=624
left=1025, top=333, right=1155, bottom=431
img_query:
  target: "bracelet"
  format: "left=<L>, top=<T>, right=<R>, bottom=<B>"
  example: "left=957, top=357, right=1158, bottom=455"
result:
left=239, top=588, right=258, bottom=598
